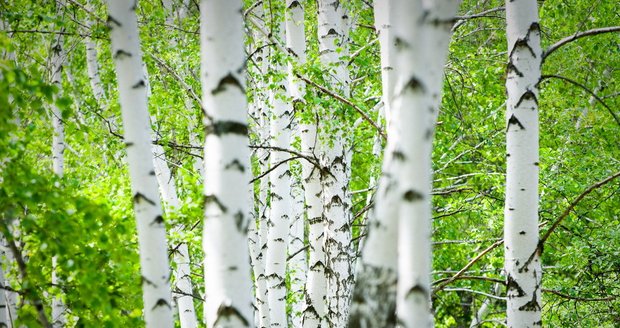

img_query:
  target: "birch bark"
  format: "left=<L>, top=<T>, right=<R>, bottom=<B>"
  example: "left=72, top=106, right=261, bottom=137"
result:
left=348, top=1, right=397, bottom=326
left=316, top=2, right=353, bottom=326
left=265, top=55, right=293, bottom=328
left=50, top=7, right=67, bottom=324
left=200, top=0, right=254, bottom=326
left=285, top=1, right=308, bottom=326
left=151, top=145, right=198, bottom=328
left=504, top=0, right=543, bottom=326
left=0, top=21, right=17, bottom=327
left=106, top=1, right=174, bottom=326
left=300, top=122, right=326, bottom=328
left=390, top=1, right=459, bottom=327
left=0, top=244, right=11, bottom=328
left=84, top=0, right=105, bottom=104
left=246, top=4, right=272, bottom=327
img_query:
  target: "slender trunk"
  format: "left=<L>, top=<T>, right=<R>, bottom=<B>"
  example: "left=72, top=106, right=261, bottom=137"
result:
left=349, top=106, right=398, bottom=328
left=84, top=0, right=105, bottom=104
left=50, top=7, right=67, bottom=324
left=504, top=0, right=543, bottom=327
left=265, top=57, right=293, bottom=328
left=0, top=22, right=17, bottom=327
left=316, top=2, right=353, bottom=326
left=469, top=283, right=502, bottom=328
left=300, top=122, right=327, bottom=327
left=247, top=3, right=271, bottom=326
left=140, top=46, right=199, bottom=328
left=200, top=0, right=254, bottom=326
left=285, top=1, right=307, bottom=326
left=150, top=125, right=198, bottom=328
left=297, top=2, right=327, bottom=327
left=0, top=243, right=11, bottom=328
left=106, top=1, right=174, bottom=326
left=390, top=1, right=460, bottom=327
left=348, top=2, right=397, bottom=326
left=375, top=0, right=395, bottom=126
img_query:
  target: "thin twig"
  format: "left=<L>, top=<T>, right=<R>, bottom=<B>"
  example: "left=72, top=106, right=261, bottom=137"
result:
left=543, top=289, right=616, bottom=302
left=298, top=74, right=387, bottom=140
left=540, top=74, right=620, bottom=127
left=539, top=171, right=620, bottom=249
left=433, top=239, right=504, bottom=294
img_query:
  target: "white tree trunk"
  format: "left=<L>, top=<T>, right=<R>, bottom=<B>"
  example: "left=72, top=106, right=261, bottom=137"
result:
left=0, top=242, right=12, bottom=328
left=0, top=23, right=17, bottom=326
left=349, top=107, right=398, bottom=328
left=50, top=10, right=67, bottom=325
left=285, top=1, right=308, bottom=326
left=84, top=0, right=106, bottom=104
left=199, top=0, right=254, bottom=326
left=106, top=1, right=174, bottom=326
left=348, top=2, right=397, bottom=326
left=469, top=283, right=502, bottom=328
left=374, top=0, right=395, bottom=126
left=504, top=0, right=543, bottom=327
left=265, top=58, right=293, bottom=328
left=247, top=4, right=271, bottom=327
left=150, top=139, right=198, bottom=328
left=316, top=2, right=353, bottom=326
left=390, top=1, right=459, bottom=327
left=300, top=122, right=327, bottom=328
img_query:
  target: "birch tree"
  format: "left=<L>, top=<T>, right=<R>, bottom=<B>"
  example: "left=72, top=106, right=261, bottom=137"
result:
left=247, top=4, right=271, bottom=326
left=390, top=0, right=459, bottom=326
left=265, top=37, right=294, bottom=327
left=151, top=144, right=198, bottom=328
left=50, top=4, right=67, bottom=324
left=348, top=0, right=398, bottom=326
left=106, top=1, right=174, bottom=326
left=200, top=0, right=253, bottom=326
left=298, top=3, right=328, bottom=324
left=504, top=0, right=543, bottom=326
left=285, top=1, right=308, bottom=325
left=316, top=1, right=354, bottom=326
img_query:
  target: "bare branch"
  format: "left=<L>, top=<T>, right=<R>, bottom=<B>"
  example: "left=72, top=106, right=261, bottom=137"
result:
left=543, top=26, right=620, bottom=60
left=297, top=74, right=387, bottom=140
left=543, top=289, right=616, bottom=302
left=433, top=239, right=504, bottom=294
left=540, top=74, right=620, bottom=127
left=539, top=170, right=620, bottom=249
left=147, top=53, right=203, bottom=113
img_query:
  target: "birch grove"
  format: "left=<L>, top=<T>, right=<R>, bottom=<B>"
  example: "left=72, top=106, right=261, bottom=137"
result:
left=2, top=0, right=620, bottom=327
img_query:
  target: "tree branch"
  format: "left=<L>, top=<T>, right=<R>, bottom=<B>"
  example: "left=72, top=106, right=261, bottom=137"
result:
left=539, top=170, right=620, bottom=249
left=542, top=26, right=620, bottom=60
left=297, top=74, right=387, bottom=140
left=543, top=289, right=616, bottom=302
left=433, top=239, right=504, bottom=294
left=540, top=74, right=620, bottom=127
